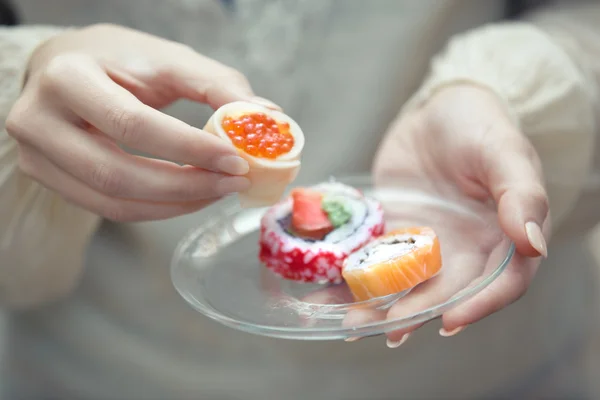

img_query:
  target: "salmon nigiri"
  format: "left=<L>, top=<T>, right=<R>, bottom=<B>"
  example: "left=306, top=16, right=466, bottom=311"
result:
left=342, top=227, right=442, bottom=301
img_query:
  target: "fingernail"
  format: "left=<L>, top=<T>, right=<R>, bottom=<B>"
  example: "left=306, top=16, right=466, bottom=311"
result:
left=439, top=326, right=466, bottom=337
left=216, top=176, right=251, bottom=195
left=386, top=333, right=410, bottom=349
left=216, top=155, right=250, bottom=175
left=525, top=221, right=548, bottom=258
left=250, top=96, right=282, bottom=111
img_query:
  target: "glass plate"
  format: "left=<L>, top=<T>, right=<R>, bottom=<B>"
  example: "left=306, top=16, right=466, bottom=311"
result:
left=171, top=174, right=514, bottom=340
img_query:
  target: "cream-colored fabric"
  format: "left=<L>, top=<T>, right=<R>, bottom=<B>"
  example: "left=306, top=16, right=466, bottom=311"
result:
left=0, top=26, right=101, bottom=308
left=1, top=1, right=600, bottom=399
left=2, top=2, right=599, bottom=308
left=403, top=21, right=598, bottom=232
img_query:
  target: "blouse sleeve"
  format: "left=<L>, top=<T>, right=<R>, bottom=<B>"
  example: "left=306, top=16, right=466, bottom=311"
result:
left=403, top=1, right=600, bottom=235
left=0, top=26, right=101, bottom=309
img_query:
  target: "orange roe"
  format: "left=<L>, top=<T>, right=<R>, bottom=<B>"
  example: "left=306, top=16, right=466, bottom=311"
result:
left=222, top=112, right=294, bottom=159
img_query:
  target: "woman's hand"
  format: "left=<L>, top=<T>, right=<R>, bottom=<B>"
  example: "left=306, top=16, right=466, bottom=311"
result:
left=6, top=24, right=276, bottom=222
left=372, top=84, right=550, bottom=346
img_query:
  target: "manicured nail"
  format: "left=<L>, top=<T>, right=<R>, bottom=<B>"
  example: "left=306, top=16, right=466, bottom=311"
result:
left=386, top=334, right=410, bottom=349
left=216, top=155, right=250, bottom=175
left=525, top=221, right=547, bottom=258
left=216, top=176, right=251, bottom=195
left=439, top=326, right=466, bottom=337
left=250, top=96, right=282, bottom=111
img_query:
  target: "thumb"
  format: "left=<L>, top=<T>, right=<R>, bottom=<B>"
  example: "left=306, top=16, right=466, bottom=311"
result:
left=483, top=132, right=550, bottom=258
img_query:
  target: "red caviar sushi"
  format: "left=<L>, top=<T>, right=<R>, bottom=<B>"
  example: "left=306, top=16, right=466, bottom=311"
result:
left=203, top=101, right=305, bottom=208
left=259, top=182, right=384, bottom=284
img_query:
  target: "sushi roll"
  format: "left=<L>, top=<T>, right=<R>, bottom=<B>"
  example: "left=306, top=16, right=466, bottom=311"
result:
left=259, top=182, right=385, bottom=284
left=204, top=101, right=305, bottom=208
left=342, top=227, right=442, bottom=301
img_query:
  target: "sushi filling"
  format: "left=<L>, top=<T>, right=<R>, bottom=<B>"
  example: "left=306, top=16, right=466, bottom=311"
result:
left=344, top=234, right=432, bottom=271
left=356, top=238, right=415, bottom=265
left=321, top=196, right=352, bottom=228
left=282, top=185, right=369, bottom=243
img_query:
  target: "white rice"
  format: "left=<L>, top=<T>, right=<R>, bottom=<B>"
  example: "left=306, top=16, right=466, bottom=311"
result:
left=343, top=233, right=433, bottom=272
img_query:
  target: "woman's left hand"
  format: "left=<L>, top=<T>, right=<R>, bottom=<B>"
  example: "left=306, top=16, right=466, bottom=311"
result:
left=372, top=84, right=550, bottom=346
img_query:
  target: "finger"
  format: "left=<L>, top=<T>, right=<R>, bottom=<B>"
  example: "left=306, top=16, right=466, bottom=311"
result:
left=383, top=253, right=483, bottom=343
left=442, top=253, right=540, bottom=332
left=300, top=284, right=355, bottom=305
left=162, top=55, right=282, bottom=111
left=441, top=224, right=546, bottom=332
left=482, top=131, right=550, bottom=258
left=104, top=53, right=282, bottom=111
left=17, top=144, right=217, bottom=222
left=20, top=118, right=250, bottom=202
left=158, top=50, right=281, bottom=110
left=299, top=285, right=390, bottom=342
left=40, top=54, right=249, bottom=174
left=342, top=308, right=388, bottom=342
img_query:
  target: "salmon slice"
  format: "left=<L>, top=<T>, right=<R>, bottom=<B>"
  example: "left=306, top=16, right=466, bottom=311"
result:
left=290, top=188, right=334, bottom=240
left=342, top=227, right=442, bottom=301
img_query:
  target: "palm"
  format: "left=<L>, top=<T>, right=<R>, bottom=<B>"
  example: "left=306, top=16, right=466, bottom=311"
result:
left=364, top=111, right=514, bottom=331
left=302, top=87, right=544, bottom=339
left=368, top=89, right=543, bottom=339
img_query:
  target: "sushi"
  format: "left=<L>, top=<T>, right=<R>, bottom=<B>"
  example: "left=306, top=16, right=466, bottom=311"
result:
left=204, top=101, right=305, bottom=208
left=259, top=181, right=385, bottom=284
left=342, top=227, right=442, bottom=301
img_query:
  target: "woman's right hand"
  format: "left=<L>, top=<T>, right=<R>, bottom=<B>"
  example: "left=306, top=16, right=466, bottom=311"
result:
left=5, top=24, right=276, bottom=222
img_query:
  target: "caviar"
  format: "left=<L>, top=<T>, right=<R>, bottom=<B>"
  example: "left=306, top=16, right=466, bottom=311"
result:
left=222, top=112, right=294, bottom=159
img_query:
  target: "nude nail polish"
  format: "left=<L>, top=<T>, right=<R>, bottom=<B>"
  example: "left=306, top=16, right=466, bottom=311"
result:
left=386, top=334, right=410, bottom=349
left=216, top=155, right=250, bottom=176
left=439, top=326, right=465, bottom=337
left=525, top=221, right=548, bottom=258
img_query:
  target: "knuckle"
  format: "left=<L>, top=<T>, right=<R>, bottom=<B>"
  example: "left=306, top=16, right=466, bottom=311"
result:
left=39, top=54, right=82, bottom=91
left=105, top=105, right=145, bottom=145
left=167, top=184, right=196, bottom=201
left=173, top=179, right=213, bottom=201
left=89, top=163, right=124, bottom=196
left=5, top=102, right=31, bottom=140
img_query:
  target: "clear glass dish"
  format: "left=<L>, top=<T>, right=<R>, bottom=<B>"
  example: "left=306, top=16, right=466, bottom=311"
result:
left=171, top=174, right=514, bottom=340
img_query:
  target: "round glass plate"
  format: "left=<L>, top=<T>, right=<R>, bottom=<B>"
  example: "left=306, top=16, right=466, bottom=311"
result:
left=171, top=174, right=514, bottom=340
